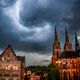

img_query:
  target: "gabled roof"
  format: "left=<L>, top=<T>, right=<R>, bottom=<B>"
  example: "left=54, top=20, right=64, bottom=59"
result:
left=0, top=45, right=25, bottom=62
left=0, top=45, right=17, bottom=57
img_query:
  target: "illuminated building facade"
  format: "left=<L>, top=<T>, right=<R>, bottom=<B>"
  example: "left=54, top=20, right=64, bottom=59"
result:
left=0, top=45, right=25, bottom=80
left=52, top=28, right=80, bottom=80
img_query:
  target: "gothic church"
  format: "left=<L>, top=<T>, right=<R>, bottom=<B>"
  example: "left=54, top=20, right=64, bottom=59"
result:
left=52, top=28, right=80, bottom=80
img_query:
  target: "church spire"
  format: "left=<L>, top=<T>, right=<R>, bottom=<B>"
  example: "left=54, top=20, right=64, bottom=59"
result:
left=53, top=27, right=60, bottom=50
left=65, top=28, right=69, bottom=42
left=64, top=28, right=73, bottom=52
left=75, top=32, right=79, bottom=51
left=54, top=27, right=58, bottom=42
left=52, top=27, right=61, bottom=63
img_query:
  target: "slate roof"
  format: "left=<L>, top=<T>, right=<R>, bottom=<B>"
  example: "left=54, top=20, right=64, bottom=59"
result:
left=17, top=56, right=25, bottom=63
left=60, top=50, right=80, bottom=59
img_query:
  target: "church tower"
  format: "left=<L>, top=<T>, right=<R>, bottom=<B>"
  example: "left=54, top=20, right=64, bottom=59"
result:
left=52, top=27, right=61, bottom=63
left=75, top=32, right=79, bottom=52
left=64, top=28, right=73, bottom=52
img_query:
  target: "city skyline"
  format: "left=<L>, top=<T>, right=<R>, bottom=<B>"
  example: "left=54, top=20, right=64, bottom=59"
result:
left=0, top=0, right=80, bottom=66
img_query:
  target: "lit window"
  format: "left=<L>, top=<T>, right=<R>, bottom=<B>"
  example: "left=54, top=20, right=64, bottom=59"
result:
left=2, top=57, right=4, bottom=61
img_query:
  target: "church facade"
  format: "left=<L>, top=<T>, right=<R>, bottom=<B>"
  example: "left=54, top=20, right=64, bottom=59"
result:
left=52, top=28, right=80, bottom=80
left=0, top=45, right=25, bottom=80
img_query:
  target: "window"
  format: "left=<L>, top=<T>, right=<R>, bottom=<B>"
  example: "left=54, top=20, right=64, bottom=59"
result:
left=2, top=57, right=4, bottom=61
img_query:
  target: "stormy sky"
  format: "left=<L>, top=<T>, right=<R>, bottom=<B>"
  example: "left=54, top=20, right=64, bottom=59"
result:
left=0, top=0, right=80, bottom=66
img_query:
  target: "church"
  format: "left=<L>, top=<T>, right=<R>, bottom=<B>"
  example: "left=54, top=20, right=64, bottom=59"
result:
left=52, top=28, right=80, bottom=80
left=0, top=45, right=25, bottom=80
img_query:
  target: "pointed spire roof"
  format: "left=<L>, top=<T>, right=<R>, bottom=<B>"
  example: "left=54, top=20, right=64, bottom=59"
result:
left=65, top=28, right=70, bottom=42
left=54, top=27, right=58, bottom=42
left=64, top=28, right=73, bottom=52
left=53, top=27, right=61, bottom=50
left=75, top=32, right=79, bottom=49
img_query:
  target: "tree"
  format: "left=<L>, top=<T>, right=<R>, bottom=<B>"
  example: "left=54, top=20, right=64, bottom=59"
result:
left=24, top=76, right=29, bottom=80
left=47, top=63, right=60, bottom=80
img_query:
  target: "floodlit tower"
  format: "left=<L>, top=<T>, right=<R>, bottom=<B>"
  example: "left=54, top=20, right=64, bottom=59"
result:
left=52, top=27, right=61, bottom=63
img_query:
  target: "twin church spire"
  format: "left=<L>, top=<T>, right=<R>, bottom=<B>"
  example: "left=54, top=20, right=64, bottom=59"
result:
left=53, top=27, right=79, bottom=52
left=52, top=27, right=79, bottom=62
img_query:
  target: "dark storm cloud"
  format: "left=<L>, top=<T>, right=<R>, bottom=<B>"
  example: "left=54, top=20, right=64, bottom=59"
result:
left=0, top=16, right=51, bottom=54
left=20, top=0, right=73, bottom=26
left=14, top=40, right=52, bottom=53
left=0, top=15, right=19, bottom=47
left=69, top=0, right=80, bottom=32
left=0, top=11, right=52, bottom=54
left=0, top=0, right=79, bottom=55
